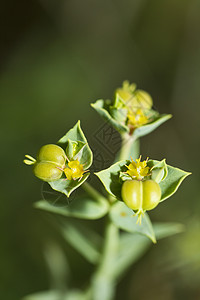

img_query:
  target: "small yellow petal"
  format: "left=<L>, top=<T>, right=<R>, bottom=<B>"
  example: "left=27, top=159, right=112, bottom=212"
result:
left=126, top=157, right=150, bottom=180
left=64, top=168, right=73, bottom=180
left=68, top=160, right=80, bottom=168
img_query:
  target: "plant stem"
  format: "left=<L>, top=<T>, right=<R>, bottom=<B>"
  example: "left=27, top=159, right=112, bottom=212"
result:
left=90, top=132, right=140, bottom=299
left=86, top=132, right=140, bottom=299
left=82, top=182, right=106, bottom=200
left=118, top=133, right=138, bottom=161
left=92, top=219, right=119, bottom=300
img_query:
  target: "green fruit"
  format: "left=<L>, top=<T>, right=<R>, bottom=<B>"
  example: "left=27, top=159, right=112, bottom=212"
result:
left=33, top=162, right=63, bottom=182
left=37, top=144, right=66, bottom=167
left=121, top=179, right=161, bottom=212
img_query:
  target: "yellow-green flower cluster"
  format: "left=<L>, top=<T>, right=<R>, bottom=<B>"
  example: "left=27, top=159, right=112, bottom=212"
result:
left=64, top=160, right=85, bottom=180
left=126, top=156, right=150, bottom=180
left=116, top=81, right=153, bottom=129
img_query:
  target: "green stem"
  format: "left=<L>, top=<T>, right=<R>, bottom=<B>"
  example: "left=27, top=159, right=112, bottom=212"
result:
left=84, top=132, right=140, bottom=299
left=89, top=132, right=140, bottom=299
left=82, top=182, right=106, bottom=200
left=118, top=133, right=138, bottom=161
left=92, top=219, right=119, bottom=300
left=97, top=220, right=118, bottom=275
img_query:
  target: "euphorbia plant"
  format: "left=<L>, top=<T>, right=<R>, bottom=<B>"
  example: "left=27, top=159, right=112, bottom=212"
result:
left=23, top=81, right=191, bottom=300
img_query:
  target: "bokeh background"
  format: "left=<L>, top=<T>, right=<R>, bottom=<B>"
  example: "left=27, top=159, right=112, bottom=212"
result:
left=1, top=0, right=199, bottom=299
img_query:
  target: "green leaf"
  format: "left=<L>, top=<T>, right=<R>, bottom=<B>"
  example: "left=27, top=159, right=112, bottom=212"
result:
left=158, top=164, right=191, bottom=202
left=66, top=139, right=86, bottom=161
left=35, top=196, right=109, bottom=220
left=109, top=201, right=156, bottom=243
left=111, top=221, right=184, bottom=281
left=60, top=221, right=101, bottom=264
left=91, top=100, right=129, bottom=133
left=148, top=159, right=168, bottom=183
left=133, top=114, right=172, bottom=138
left=22, top=290, right=66, bottom=300
left=153, top=222, right=185, bottom=239
left=58, top=120, right=93, bottom=169
left=109, top=94, right=128, bottom=123
left=95, top=160, right=128, bottom=199
left=22, top=290, right=87, bottom=300
left=113, top=93, right=127, bottom=108
left=109, top=107, right=128, bottom=124
left=49, top=173, right=90, bottom=198
left=111, top=233, right=150, bottom=281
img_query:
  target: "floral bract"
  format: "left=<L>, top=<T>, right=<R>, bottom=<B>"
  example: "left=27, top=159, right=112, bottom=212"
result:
left=92, top=80, right=171, bottom=137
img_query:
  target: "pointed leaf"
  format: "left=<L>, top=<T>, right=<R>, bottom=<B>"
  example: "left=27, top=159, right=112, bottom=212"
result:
left=91, top=100, right=129, bottom=133
left=109, top=94, right=128, bottom=123
left=22, top=290, right=66, bottom=300
left=112, top=233, right=150, bottom=280
left=95, top=160, right=128, bottom=199
left=110, top=201, right=156, bottom=243
left=148, top=159, right=168, bottom=183
left=35, top=196, right=109, bottom=220
left=112, top=222, right=184, bottom=281
left=22, top=290, right=86, bottom=300
left=66, top=139, right=86, bottom=161
left=58, top=121, right=93, bottom=169
left=60, top=221, right=101, bottom=264
left=159, top=164, right=191, bottom=202
left=133, top=114, right=172, bottom=138
left=153, top=222, right=185, bottom=239
left=49, top=173, right=90, bottom=197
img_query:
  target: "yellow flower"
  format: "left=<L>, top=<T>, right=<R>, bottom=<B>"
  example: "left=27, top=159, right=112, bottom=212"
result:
left=126, top=156, right=150, bottom=180
left=64, top=160, right=85, bottom=180
left=127, top=109, right=149, bottom=128
left=116, top=81, right=154, bottom=129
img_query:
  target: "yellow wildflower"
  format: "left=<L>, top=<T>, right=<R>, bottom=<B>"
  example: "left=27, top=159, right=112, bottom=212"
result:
left=116, top=81, right=154, bottom=130
left=127, top=109, right=149, bottom=128
left=126, top=156, right=150, bottom=180
left=64, top=160, right=85, bottom=180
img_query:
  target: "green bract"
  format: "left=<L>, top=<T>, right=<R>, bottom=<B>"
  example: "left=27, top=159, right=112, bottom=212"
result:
left=24, top=121, right=93, bottom=197
left=91, top=81, right=172, bottom=137
left=110, top=201, right=156, bottom=243
left=48, top=121, right=93, bottom=197
left=95, top=158, right=191, bottom=205
left=58, top=120, right=93, bottom=169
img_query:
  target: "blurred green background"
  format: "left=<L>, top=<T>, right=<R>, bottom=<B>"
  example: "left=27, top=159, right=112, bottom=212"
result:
left=1, top=0, right=199, bottom=299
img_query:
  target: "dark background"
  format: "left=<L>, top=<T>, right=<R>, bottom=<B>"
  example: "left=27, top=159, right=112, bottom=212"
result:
left=1, top=0, right=199, bottom=299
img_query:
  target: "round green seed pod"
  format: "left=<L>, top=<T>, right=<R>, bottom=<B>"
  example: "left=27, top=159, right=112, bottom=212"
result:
left=121, top=179, right=161, bottom=212
left=33, top=162, right=63, bottom=182
left=37, top=144, right=66, bottom=167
